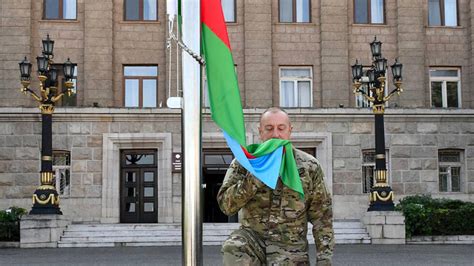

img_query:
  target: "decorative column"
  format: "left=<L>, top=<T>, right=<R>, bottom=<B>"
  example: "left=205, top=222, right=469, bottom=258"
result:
left=18, top=35, right=76, bottom=214
left=351, top=37, right=403, bottom=211
left=29, top=106, right=60, bottom=214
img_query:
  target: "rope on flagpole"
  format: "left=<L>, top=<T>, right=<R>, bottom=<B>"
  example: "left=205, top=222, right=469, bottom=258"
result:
left=176, top=16, right=180, bottom=97
left=167, top=16, right=174, bottom=100
left=168, top=31, right=205, bottom=66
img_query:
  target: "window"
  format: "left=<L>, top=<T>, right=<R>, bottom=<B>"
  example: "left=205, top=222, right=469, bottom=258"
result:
left=355, top=68, right=388, bottom=108
left=53, top=151, right=71, bottom=197
left=51, top=64, right=77, bottom=107
left=354, top=0, right=384, bottom=24
left=279, top=0, right=310, bottom=23
left=428, top=0, right=458, bottom=26
left=222, top=0, right=236, bottom=23
left=430, top=68, right=461, bottom=108
left=203, top=152, right=234, bottom=171
left=355, top=81, right=372, bottom=108
left=298, top=147, right=317, bottom=157
left=438, top=150, right=462, bottom=192
left=124, top=0, right=158, bottom=21
left=362, top=150, right=389, bottom=193
left=124, top=66, right=158, bottom=108
left=280, top=67, right=312, bottom=108
left=43, top=0, right=77, bottom=20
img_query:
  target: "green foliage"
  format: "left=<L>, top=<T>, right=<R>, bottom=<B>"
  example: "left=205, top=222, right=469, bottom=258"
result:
left=396, top=195, right=474, bottom=238
left=0, top=206, right=27, bottom=241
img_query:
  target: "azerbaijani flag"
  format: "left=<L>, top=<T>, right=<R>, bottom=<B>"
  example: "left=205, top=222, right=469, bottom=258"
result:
left=201, top=0, right=303, bottom=197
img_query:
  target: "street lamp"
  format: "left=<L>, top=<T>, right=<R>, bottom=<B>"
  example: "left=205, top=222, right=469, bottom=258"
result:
left=351, top=36, right=403, bottom=211
left=370, top=36, right=382, bottom=59
left=18, top=35, right=76, bottom=215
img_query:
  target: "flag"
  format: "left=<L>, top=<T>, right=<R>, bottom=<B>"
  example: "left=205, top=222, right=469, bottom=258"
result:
left=201, top=0, right=303, bottom=197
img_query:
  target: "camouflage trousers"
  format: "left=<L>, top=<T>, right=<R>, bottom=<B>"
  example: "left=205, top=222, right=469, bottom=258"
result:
left=221, top=228, right=310, bottom=266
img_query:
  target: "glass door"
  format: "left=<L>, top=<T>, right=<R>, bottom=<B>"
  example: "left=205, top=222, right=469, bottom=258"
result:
left=120, top=150, right=158, bottom=223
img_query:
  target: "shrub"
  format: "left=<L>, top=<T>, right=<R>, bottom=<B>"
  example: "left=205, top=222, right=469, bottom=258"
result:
left=395, top=195, right=474, bottom=238
left=0, top=206, right=27, bottom=241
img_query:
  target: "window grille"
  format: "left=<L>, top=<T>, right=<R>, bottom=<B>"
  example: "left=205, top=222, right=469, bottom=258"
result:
left=53, top=150, right=71, bottom=197
left=438, top=150, right=462, bottom=192
left=362, top=149, right=389, bottom=193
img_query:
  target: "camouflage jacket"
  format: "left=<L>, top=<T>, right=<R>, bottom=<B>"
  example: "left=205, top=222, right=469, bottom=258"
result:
left=217, top=148, right=334, bottom=263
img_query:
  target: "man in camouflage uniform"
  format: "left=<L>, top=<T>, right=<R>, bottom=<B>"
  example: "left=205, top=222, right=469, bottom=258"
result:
left=218, top=107, right=334, bottom=266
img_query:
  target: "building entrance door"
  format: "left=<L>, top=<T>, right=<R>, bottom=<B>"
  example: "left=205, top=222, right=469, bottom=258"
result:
left=120, top=150, right=158, bottom=223
left=202, top=150, right=238, bottom=223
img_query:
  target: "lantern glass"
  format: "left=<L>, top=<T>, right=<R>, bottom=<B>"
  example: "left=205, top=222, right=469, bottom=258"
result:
left=19, top=57, right=32, bottom=80
left=391, top=59, right=403, bottom=81
left=370, top=36, right=382, bottom=59
left=42, top=34, right=54, bottom=58
left=63, top=58, right=75, bottom=80
left=375, top=58, right=387, bottom=73
left=36, top=55, right=49, bottom=75
left=351, top=60, right=363, bottom=80
left=48, top=67, right=58, bottom=86
left=367, top=69, right=375, bottom=83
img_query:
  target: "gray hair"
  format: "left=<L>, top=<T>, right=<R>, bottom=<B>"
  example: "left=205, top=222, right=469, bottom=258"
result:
left=259, top=107, right=290, bottom=124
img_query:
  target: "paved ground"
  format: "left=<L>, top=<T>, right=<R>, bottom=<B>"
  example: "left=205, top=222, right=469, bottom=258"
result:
left=0, top=244, right=473, bottom=265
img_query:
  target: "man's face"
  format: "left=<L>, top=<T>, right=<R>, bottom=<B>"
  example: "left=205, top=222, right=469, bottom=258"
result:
left=258, top=111, right=292, bottom=142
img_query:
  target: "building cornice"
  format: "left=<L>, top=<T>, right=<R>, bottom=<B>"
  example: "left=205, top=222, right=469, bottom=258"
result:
left=0, top=107, right=473, bottom=122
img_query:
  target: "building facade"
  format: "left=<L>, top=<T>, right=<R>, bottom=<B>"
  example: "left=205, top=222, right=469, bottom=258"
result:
left=0, top=0, right=473, bottom=224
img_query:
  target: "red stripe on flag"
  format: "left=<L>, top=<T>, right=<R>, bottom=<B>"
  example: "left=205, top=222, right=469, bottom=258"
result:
left=241, top=146, right=256, bottom=159
left=201, top=0, right=231, bottom=49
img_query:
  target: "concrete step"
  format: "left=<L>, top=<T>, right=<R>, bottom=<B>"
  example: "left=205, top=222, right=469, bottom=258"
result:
left=62, top=230, right=241, bottom=237
left=65, top=223, right=181, bottom=231
left=333, top=228, right=367, bottom=234
left=333, top=239, right=372, bottom=244
left=58, top=220, right=371, bottom=247
left=333, top=222, right=366, bottom=229
left=66, top=222, right=364, bottom=230
left=58, top=241, right=183, bottom=248
left=61, top=236, right=182, bottom=242
left=334, top=234, right=371, bottom=240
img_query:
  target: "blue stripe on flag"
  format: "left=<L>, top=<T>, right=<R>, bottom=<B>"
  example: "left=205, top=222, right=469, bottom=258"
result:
left=223, top=131, right=282, bottom=189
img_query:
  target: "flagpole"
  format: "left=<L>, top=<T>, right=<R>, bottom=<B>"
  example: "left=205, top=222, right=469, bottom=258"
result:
left=181, top=0, right=202, bottom=265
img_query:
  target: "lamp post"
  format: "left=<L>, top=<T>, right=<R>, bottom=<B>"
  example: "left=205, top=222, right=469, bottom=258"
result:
left=351, top=36, right=403, bottom=211
left=18, top=34, right=76, bottom=214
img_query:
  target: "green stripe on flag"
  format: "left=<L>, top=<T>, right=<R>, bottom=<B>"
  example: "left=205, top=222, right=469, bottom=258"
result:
left=202, top=24, right=246, bottom=146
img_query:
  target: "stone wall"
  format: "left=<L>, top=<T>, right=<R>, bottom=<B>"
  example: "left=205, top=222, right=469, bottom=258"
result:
left=0, top=108, right=182, bottom=223
left=0, top=0, right=32, bottom=107
left=2, top=0, right=473, bottom=109
left=362, top=211, right=405, bottom=244
left=0, top=108, right=472, bottom=222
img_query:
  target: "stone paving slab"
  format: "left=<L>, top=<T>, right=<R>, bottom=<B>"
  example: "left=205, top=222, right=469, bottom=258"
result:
left=0, top=244, right=473, bottom=265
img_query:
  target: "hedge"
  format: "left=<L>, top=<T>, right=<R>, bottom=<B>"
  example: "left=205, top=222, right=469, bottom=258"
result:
left=395, top=195, right=474, bottom=238
left=0, top=207, right=27, bottom=241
